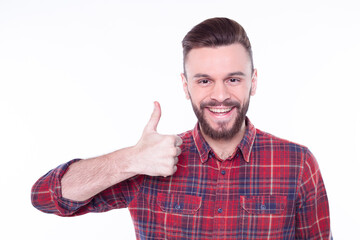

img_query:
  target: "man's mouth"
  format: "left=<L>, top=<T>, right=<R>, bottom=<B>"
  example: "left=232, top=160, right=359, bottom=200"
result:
left=208, top=107, right=233, bottom=114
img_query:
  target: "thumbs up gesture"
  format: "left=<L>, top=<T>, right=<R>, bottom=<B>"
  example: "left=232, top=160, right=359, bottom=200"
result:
left=130, top=101, right=182, bottom=177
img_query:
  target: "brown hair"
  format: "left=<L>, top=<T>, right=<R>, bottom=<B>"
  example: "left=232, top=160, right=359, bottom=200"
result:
left=182, top=17, right=253, bottom=75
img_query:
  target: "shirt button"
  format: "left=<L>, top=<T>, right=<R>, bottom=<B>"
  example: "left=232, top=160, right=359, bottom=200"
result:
left=175, top=204, right=181, bottom=210
left=221, top=170, right=226, bottom=175
left=218, top=208, right=223, bottom=213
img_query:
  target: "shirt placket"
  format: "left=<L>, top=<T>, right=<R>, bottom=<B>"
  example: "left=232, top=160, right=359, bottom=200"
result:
left=212, top=154, right=236, bottom=239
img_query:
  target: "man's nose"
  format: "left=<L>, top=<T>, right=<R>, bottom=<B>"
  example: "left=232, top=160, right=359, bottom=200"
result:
left=210, top=82, right=230, bottom=102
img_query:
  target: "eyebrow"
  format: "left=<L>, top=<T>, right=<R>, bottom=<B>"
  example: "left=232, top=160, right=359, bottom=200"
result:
left=193, top=71, right=246, bottom=79
left=193, top=73, right=211, bottom=79
left=227, top=71, right=246, bottom=77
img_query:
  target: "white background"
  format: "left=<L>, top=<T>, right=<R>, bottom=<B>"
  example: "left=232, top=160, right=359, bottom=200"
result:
left=1, top=0, right=359, bottom=239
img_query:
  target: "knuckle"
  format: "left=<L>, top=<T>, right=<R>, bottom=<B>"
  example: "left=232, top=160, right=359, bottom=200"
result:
left=171, top=147, right=178, bottom=156
left=164, top=168, right=173, bottom=176
left=170, top=135, right=178, bottom=144
left=176, top=136, right=183, bottom=146
left=163, top=157, right=174, bottom=167
left=168, top=135, right=180, bottom=145
left=166, top=147, right=177, bottom=157
left=168, top=157, right=176, bottom=166
left=161, top=135, right=173, bottom=145
left=176, top=147, right=182, bottom=156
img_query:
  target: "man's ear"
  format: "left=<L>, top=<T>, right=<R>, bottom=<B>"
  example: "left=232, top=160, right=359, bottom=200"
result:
left=181, top=73, right=190, bottom=100
left=250, top=69, right=258, bottom=96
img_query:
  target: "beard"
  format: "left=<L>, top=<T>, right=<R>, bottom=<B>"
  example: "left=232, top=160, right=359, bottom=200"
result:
left=190, top=94, right=250, bottom=140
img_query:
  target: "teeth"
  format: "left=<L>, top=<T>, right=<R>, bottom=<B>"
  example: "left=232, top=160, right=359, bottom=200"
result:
left=209, top=108, right=232, bottom=113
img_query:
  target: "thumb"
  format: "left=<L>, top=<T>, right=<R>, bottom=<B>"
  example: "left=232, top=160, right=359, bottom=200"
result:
left=145, top=101, right=162, bottom=132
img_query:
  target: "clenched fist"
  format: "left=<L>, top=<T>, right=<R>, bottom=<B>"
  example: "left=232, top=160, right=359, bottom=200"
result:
left=130, top=101, right=182, bottom=177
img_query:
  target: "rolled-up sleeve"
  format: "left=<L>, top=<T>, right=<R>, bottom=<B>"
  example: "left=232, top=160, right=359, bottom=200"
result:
left=31, top=159, right=144, bottom=216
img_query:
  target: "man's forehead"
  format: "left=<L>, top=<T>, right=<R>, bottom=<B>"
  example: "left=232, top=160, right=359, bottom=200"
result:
left=184, top=44, right=252, bottom=77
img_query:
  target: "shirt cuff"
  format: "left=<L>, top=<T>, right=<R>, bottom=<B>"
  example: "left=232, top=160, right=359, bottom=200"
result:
left=50, top=159, right=93, bottom=216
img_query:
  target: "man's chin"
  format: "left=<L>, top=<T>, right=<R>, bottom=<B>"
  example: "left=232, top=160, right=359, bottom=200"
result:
left=199, top=122, right=241, bottom=140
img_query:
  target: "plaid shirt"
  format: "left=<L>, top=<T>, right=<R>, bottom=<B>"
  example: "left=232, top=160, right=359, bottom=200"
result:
left=31, top=118, right=332, bottom=239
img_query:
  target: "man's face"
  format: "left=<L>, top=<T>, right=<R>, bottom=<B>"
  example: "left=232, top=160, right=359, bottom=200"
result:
left=182, top=43, right=257, bottom=140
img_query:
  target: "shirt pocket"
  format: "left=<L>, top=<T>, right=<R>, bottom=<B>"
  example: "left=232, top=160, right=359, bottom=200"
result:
left=156, top=192, right=202, bottom=215
left=156, top=193, right=202, bottom=238
left=240, top=195, right=286, bottom=215
left=240, top=195, right=287, bottom=237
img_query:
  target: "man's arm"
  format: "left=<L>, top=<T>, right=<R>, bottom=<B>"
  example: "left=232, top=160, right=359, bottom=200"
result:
left=31, top=102, right=182, bottom=213
left=60, top=147, right=139, bottom=201
left=295, top=149, right=332, bottom=239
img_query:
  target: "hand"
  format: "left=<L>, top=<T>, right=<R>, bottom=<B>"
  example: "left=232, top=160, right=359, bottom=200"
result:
left=130, top=101, right=182, bottom=177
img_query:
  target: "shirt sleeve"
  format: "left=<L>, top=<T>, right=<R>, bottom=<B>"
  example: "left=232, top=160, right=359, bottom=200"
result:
left=295, top=149, right=332, bottom=239
left=31, top=159, right=144, bottom=217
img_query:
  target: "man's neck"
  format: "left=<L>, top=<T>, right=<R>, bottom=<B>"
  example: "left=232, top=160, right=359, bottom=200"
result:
left=200, top=121, right=247, bottom=160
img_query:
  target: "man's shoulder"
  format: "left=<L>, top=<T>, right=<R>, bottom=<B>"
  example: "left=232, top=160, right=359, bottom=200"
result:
left=254, top=128, right=318, bottom=168
left=254, top=128, right=310, bottom=153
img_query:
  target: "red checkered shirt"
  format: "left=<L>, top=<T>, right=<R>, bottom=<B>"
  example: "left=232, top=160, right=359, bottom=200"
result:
left=31, top=118, right=332, bottom=239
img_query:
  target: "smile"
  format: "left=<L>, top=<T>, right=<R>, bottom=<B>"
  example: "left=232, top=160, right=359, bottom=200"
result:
left=208, top=107, right=233, bottom=114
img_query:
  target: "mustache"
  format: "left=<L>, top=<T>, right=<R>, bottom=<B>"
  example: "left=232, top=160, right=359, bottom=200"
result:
left=200, top=99, right=241, bottom=109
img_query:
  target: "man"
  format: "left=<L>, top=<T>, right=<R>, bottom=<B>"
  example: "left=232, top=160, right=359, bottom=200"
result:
left=31, top=17, right=332, bottom=239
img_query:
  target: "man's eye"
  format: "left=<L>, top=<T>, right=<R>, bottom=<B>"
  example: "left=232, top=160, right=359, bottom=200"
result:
left=199, top=79, right=210, bottom=84
left=227, top=78, right=242, bottom=85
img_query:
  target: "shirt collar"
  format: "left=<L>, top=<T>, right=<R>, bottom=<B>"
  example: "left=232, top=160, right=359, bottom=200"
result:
left=192, top=117, right=256, bottom=163
left=192, top=122, right=212, bottom=163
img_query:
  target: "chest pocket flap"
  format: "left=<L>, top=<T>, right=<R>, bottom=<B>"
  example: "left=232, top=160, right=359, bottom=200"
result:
left=157, top=193, right=202, bottom=215
left=240, top=195, right=287, bottom=215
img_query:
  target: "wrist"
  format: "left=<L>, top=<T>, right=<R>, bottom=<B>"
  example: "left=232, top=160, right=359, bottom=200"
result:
left=111, top=146, right=140, bottom=179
